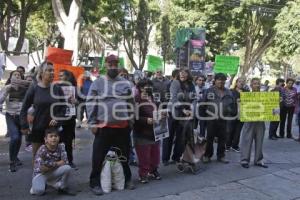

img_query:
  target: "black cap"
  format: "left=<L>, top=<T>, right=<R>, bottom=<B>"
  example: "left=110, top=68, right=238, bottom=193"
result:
left=214, top=73, right=227, bottom=80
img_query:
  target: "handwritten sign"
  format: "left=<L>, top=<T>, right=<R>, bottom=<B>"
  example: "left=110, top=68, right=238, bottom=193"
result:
left=240, top=92, right=280, bottom=122
left=214, top=55, right=239, bottom=75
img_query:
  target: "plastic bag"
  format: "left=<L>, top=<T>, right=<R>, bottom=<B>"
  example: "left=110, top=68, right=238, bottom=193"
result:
left=100, top=148, right=127, bottom=193
left=101, top=160, right=112, bottom=193
left=111, top=160, right=125, bottom=190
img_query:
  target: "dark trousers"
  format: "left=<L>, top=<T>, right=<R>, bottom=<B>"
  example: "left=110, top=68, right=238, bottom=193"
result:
left=162, top=115, right=184, bottom=162
left=79, top=104, right=86, bottom=122
left=204, top=120, right=227, bottom=158
left=5, top=113, right=22, bottom=162
left=90, top=127, right=132, bottom=188
left=194, top=118, right=207, bottom=137
left=269, top=121, right=280, bottom=138
left=61, top=119, right=76, bottom=163
left=279, top=106, right=295, bottom=137
left=226, top=120, right=243, bottom=149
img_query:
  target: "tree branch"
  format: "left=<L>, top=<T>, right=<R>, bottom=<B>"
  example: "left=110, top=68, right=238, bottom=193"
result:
left=51, top=0, right=68, bottom=25
left=68, top=0, right=82, bottom=24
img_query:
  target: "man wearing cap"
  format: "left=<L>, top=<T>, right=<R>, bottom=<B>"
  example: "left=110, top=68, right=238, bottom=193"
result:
left=202, top=73, right=235, bottom=164
left=86, top=54, right=135, bottom=195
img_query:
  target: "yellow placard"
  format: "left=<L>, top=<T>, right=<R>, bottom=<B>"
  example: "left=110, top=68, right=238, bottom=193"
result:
left=240, top=92, right=280, bottom=122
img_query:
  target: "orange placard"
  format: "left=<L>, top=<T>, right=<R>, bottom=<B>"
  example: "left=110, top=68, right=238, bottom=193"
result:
left=46, top=47, right=73, bottom=65
left=53, top=64, right=85, bottom=87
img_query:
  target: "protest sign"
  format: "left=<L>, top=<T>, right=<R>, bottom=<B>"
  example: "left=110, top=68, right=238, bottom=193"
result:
left=240, top=92, right=280, bottom=122
left=153, top=110, right=169, bottom=141
left=61, top=86, right=76, bottom=116
left=214, top=55, right=239, bottom=75
left=46, top=47, right=73, bottom=65
left=147, top=55, right=163, bottom=72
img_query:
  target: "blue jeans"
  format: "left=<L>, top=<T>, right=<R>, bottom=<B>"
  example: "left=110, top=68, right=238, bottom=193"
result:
left=5, top=113, right=22, bottom=162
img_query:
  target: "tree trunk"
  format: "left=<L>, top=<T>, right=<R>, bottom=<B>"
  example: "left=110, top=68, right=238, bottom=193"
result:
left=0, top=0, right=12, bottom=52
left=52, top=0, right=82, bottom=65
left=14, top=6, right=30, bottom=53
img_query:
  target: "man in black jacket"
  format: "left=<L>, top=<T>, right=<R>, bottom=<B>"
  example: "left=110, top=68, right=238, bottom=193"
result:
left=152, top=70, right=170, bottom=105
left=202, top=73, right=235, bottom=164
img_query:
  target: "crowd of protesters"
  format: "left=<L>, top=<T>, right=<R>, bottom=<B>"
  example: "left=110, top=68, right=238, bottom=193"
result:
left=0, top=54, right=300, bottom=196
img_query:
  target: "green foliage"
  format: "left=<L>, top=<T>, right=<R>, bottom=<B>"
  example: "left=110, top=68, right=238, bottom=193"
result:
left=26, top=2, right=56, bottom=51
left=87, top=0, right=160, bottom=69
left=167, top=0, right=234, bottom=59
left=159, top=14, right=173, bottom=62
left=274, top=0, right=300, bottom=56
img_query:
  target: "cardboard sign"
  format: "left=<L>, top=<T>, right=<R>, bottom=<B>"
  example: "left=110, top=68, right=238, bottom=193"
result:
left=240, top=92, right=280, bottom=122
left=153, top=110, right=169, bottom=141
left=46, top=47, right=73, bottom=65
left=53, top=64, right=85, bottom=87
left=61, top=86, right=76, bottom=116
left=214, top=55, right=239, bottom=75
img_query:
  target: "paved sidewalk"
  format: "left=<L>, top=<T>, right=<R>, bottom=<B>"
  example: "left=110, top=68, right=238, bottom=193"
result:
left=0, top=124, right=300, bottom=200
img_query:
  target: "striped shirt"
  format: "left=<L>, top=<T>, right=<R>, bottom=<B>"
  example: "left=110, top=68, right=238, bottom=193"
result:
left=282, top=87, right=297, bottom=107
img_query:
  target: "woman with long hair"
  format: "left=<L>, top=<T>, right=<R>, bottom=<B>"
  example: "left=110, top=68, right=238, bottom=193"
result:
left=133, top=78, right=162, bottom=183
left=0, top=70, right=27, bottom=172
left=20, top=61, right=66, bottom=162
left=57, top=69, right=78, bottom=169
left=169, top=68, right=196, bottom=168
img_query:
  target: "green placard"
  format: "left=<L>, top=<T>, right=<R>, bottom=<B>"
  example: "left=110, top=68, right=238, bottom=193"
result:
left=119, top=57, right=125, bottom=68
left=214, top=55, right=240, bottom=75
left=147, top=55, right=163, bottom=72
left=240, top=92, right=280, bottom=122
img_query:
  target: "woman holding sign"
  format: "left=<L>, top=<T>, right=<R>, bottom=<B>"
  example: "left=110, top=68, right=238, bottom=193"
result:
left=58, top=70, right=78, bottom=170
left=133, top=79, right=162, bottom=184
